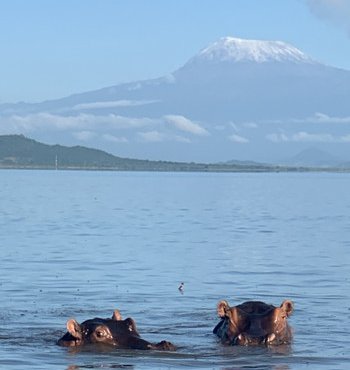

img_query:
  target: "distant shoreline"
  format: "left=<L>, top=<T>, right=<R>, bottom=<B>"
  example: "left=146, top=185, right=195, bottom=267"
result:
left=1, top=164, right=350, bottom=173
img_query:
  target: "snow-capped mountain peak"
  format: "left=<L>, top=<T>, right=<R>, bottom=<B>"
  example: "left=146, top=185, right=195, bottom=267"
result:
left=189, top=36, right=314, bottom=64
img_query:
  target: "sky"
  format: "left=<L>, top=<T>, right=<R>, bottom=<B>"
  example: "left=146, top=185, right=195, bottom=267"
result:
left=1, top=0, right=350, bottom=103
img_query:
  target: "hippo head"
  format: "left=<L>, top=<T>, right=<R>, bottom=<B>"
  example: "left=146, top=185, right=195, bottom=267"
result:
left=213, top=300, right=294, bottom=346
left=57, top=309, right=176, bottom=351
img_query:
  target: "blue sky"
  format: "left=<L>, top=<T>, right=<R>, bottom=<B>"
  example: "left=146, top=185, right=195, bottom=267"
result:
left=1, top=0, right=350, bottom=103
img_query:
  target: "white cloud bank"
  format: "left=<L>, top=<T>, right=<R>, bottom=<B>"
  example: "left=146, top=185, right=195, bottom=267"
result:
left=101, top=133, right=128, bottom=143
left=73, top=99, right=159, bottom=110
left=229, top=134, right=249, bottom=143
left=264, top=112, right=350, bottom=125
left=309, top=112, right=350, bottom=124
left=0, top=112, right=158, bottom=133
left=266, top=131, right=350, bottom=143
left=261, top=113, right=350, bottom=143
left=137, top=130, right=165, bottom=143
left=164, top=115, right=209, bottom=136
left=73, top=131, right=97, bottom=141
left=137, top=130, right=191, bottom=143
left=0, top=112, right=207, bottom=144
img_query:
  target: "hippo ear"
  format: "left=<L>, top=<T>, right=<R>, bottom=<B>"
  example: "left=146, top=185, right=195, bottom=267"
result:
left=280, top=300, right=294, bottom=317
left=217, top=300, right=230, bottom=317
left=66, top=319, right=82, bottom=339
left=112, top=309, right=122, bottom=321
left=124, top=317, right=138, bottom=333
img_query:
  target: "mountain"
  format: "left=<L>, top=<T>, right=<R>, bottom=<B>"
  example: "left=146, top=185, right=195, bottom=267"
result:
left=283, top=148, right=343, bottom=167
left=1, top=37, right=350, bottom=163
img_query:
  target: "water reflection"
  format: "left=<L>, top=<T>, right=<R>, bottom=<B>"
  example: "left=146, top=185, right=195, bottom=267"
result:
left=268, top=344, right=292, bottom=355
left=67, top=365, right=133, bottom=369
left=222, top=366, right=289, bottom=370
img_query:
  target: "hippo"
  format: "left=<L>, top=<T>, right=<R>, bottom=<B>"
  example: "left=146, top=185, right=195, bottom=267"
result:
left=213, top=299, right=294, bottom=346
left=57, top=309, right=176, bottom=351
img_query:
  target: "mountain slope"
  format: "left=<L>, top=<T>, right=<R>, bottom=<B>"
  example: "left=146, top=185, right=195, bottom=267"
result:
left=283, top=148, right=343, bottom=167
left=1, top=37, right=350, bottom=163
left=2, top=36, right=349, bottom=120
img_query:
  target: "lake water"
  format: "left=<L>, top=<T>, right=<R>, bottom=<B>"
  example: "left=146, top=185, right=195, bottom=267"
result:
left=0, top=170, right=349, bottom=369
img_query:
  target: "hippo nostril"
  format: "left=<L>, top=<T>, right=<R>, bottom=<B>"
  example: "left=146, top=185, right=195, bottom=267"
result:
left=237, top=333, right=248, bottom=345
left=267, top=333, right=276, bottom=343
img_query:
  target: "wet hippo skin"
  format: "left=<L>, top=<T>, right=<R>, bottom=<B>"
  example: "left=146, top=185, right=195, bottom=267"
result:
left=213, top=299, right=294, bottom=346
left=57, top=309, right=176, bottom=351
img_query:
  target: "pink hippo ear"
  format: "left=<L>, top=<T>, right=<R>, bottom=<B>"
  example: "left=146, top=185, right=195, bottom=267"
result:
left=66, top=319, right=82, bottom=339
left=217, top=300, right=230, bottom=317
left=280, top=300, right=294, bottom=317
left=112, top=309, right=122, bottom=321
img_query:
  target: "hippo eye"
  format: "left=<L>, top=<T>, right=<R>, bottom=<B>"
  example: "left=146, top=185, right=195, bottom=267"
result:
left=96, top=330, right=105, bottom=338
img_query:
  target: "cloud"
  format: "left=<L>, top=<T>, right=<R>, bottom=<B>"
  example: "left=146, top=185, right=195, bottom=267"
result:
left=102, top=133, right=128, bottom=143
left=0, top=113, right=212, bottom=139
left=288, top=112, right=350, bottom=125
left=229, top=134, right=249, bottom=143
left=0, top=112, right=88, bottom=132
left=264, top=112, right=350, bottom=125
left=163, top=115, right=209, bottom=136
left=266, top=131, right=350, bottom=143
left=137, top=130, right=191, bottom=143
left=0, top=112, right=159, bottom=134
left=137, top=130, right=165, bottom=143
left=265, top=133, right=289, bottom=143
left=74, top=131, right=128, bottom=144
left=311, top=112, right=350, bottom=124
left=243, top=122, right=258, bottom=129
left=306, top=0, right=350, bottom=35
left=0, top=112, right=205, bottom=145
left=227, top=121, right=258, bottom=134
left=73, top=131, right=97, bottom=141
left=73, top=99, right=159, bottom=110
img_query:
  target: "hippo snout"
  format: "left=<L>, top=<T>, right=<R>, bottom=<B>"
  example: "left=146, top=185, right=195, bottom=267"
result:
left=234, top=333, right=270, bottom=346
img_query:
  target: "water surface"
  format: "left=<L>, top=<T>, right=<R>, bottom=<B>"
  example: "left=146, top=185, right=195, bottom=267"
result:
left=0, top=170, right=349, bottom=369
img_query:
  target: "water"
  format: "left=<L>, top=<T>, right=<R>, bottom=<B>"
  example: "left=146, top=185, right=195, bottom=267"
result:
left=0, top=170, right=349, bottom=369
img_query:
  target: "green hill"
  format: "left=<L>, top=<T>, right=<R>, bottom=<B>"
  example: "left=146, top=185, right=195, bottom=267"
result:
left=0, top=134, right=191, bottom=170
left=0, top=134, right=332, bottom=172
left=0, top=134, right=278, bottom=171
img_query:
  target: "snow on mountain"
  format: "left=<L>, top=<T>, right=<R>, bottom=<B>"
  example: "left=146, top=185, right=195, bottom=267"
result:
left=187, top=37, right=315, bottom=64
